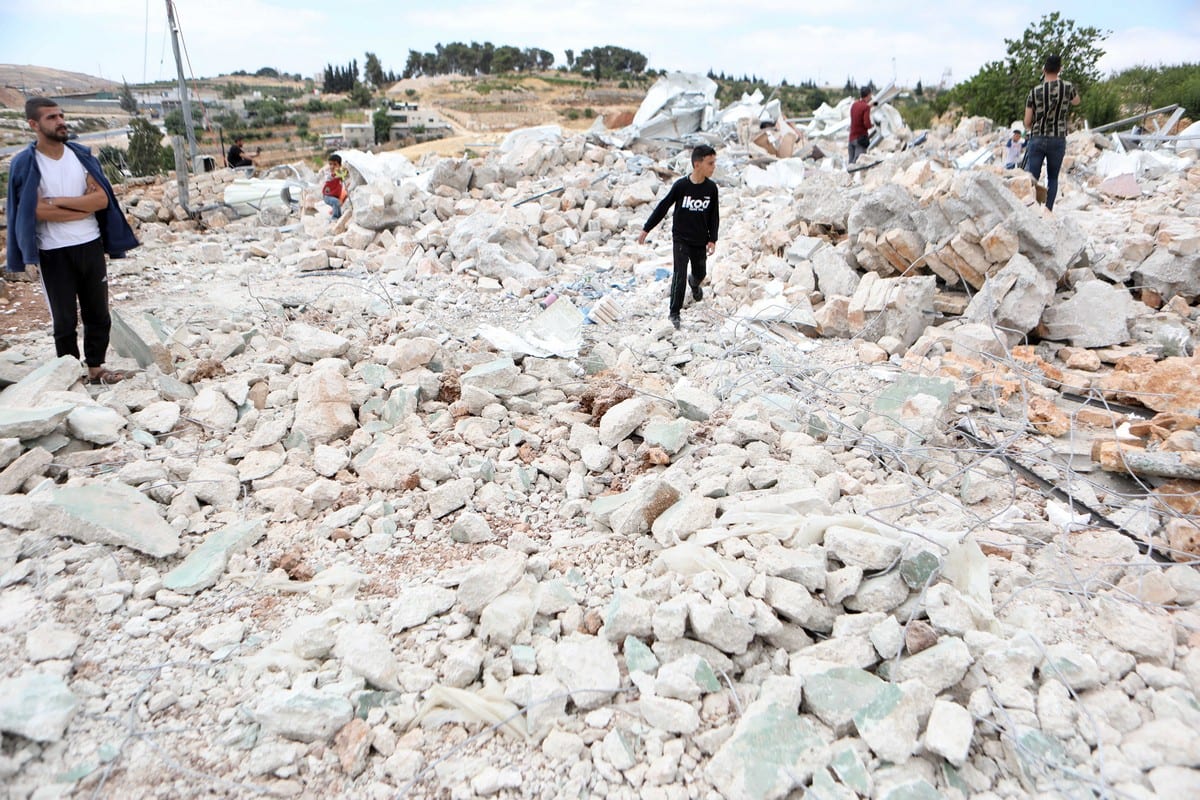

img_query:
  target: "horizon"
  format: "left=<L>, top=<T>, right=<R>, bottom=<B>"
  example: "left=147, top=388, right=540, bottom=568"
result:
left=1, top=2, right=1197, bottom=93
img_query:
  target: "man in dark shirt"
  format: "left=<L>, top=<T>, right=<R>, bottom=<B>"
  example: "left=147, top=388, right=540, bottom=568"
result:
left=848, top=87, right=873, bottom=165
left=1024, top=53, right=1080, bottom=211
left=638, top=145, right=719, bottom=330
left=227, top=137, right=258, bottom=169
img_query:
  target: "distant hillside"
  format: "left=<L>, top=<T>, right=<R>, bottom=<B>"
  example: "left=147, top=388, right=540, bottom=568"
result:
left=0, top=65, right=119, bottom=106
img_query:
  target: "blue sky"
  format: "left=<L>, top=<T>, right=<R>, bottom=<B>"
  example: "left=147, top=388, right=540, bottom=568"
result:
left=1, top=1, right=1196, bottom=91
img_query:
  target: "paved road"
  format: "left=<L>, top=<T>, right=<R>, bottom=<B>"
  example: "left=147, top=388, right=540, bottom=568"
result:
left=1, top=126, right=131, bottom=157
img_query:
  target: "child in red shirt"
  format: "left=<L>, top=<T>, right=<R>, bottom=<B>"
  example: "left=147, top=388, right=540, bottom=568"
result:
left=322, top=154, right=349, bottom=219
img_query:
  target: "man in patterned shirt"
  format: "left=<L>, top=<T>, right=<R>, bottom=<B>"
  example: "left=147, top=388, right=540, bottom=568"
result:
left=1023, top=53, right=1080, bottom=211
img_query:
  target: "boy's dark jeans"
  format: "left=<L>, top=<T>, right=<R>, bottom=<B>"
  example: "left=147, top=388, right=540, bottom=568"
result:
left=671, top=240, right=707, bottom=316
left=1026, top=135, right=1067, bottom=210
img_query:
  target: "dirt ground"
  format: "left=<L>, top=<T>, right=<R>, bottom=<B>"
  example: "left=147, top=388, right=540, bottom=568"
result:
left=0, top=280, right=49, bottom=338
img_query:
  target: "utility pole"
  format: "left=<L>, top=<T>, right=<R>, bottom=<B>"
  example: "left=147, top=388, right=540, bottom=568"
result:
left=165, top=0, right=200, bottom=172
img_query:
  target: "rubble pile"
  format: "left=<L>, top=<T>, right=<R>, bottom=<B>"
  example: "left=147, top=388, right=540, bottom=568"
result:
left=1, top=102, right=1200, bottom=800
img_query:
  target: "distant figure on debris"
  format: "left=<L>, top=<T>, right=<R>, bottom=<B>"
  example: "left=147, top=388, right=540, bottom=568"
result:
left=4, top=97, right=139, bottom=385
left=1024, top=53, right=1080, bottom=211
left=637, top=144, right=719, bottom=331
left=322, top=154, right=349, bottom=219
left=1004, top=128, right=1025, bottom=169
left=227, top=137, right=258, bottom=169
left=848, top=86, right=874, bottom=165
left=753, top=115, right=802, bottom=158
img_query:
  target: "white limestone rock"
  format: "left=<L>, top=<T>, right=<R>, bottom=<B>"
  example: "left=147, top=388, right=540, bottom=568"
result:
left=922, top=699, right=974, bottom=766
left=0, top=672, right=79, bottom=742
left=598, top=396, right=653, bottom=446
left=292, top=368, right=357, bottom=445
left=25, top=623, right=82, bottom=663
left=428, top=477, right=475, bottom=519
left=639, top=694, right=700, bottom=734
left=479, top=579, right=536, bottom=647
left=189, top=388, right=238, bottom=433
left=602, top=589, right=655, bottom=641
left=194, top=620, right=246, bottom=652
left=550, top=634, right=621, bottom=711
left=823, top=525, right=902, bottom=570
left=66, top=404, right=126, bottom=444
left=333, top=623, right=401, bottom=691
left=131, top=400, right=181, bottom=434
left=286, top=322, right=350, bottom=363
left=252, top=689, right=353, bottom=743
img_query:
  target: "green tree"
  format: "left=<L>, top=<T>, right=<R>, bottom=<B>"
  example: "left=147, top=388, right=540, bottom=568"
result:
left=119, top=81, right=138, bottom=114
left=163, top=108, right=203, bottom=137
left=1109, top=65, right=1158, bottom=114
left=350, top=83, right=374, bottom=108
left=492, top=45, right=521, bottom=73
left=1079, top=82, right=1122, bottom=126
left=364, top=52, right=386, bottom=87
left=952, top=13, right=1108, bottom=125
left=127, top=117, right=171, bottom=177
left=372, top=106, right=391, bottom=144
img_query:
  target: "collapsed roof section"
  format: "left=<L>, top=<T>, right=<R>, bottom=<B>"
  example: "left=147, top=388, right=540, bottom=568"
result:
left=590, top=72, right=909, bottom=158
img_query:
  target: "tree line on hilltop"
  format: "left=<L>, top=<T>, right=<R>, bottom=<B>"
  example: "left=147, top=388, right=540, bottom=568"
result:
left=319, top=42, right=651, bottom=93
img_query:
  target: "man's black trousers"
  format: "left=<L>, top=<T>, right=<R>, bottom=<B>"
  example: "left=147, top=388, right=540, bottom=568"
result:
left=38, top=238, right=111, bottom=368
left=670, top=240, right=707, bottom=316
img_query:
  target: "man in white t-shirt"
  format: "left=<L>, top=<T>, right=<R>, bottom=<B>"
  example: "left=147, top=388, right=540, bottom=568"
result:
left=5, top=97, right=139, bottom=384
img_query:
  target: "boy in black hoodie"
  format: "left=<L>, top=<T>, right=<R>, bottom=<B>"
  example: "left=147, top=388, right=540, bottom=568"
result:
left=637, top=145, right=719, bottom=329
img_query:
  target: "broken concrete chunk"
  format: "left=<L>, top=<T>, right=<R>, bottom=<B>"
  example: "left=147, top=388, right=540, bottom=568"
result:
left=688, top=598, right=755, bottom=655
left=0, top=355, right=81, bottom=408
left=163, top=519, right=266, bottom=594
left=252, top=689, right=354, bottom=743
left=923, top=698, right=974, bottom=766
left=30, top=483, right=180, bottom=557
left=292, top=368, right=357, bottom=445
left=672, top=380, right=719, bottom=421
left=852, top=681, right=928, bottom=764
left=883, top=637, right=973, bottom=693
left=287, top=323, right=350, bottom=363
left=390, top=585, right=456, bottom=633
left=598, top=396, right=653, bottom=446
left=551, top=634, right=621, bottom=711
left=0, top=446, right=53, bottom=495
left=0, top=404, right=74, bottom=440
left=0, top=672, right=79, bottom=742
left=25, top=623, right=83, bottom=663
left=333, top=623, right=401, bottom=691
left=65, top=404, right=127, bottom=444
left=707, top=697, right=827, bottom=800
left=823, top=526, right=902, bottom=570
left=1039, top=280, right=1135, bottom=348
left=847, top=272, right=936, bottom=349
left=801, top=667, right=888, bottom=735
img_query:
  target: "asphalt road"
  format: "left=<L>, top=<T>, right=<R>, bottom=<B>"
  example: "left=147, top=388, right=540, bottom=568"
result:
left=1, top=126, right=131, bottom=157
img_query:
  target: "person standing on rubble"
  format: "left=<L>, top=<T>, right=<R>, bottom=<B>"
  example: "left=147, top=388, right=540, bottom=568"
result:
left=4, top=97, right=139, bottom=385
left=848, top=87, right=873, bottom=165
left=1024, top=53, right=1080, bottom=211
left=1004, top=128, right=1025, bottom=169
left=637, top=145, right=719, bottom=330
